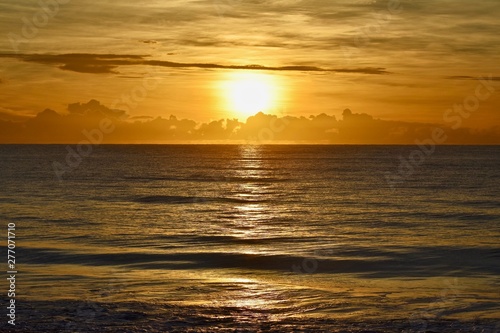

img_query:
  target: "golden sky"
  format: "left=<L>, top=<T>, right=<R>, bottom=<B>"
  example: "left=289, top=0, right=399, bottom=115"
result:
left=1, top=0, right=499, bottom=143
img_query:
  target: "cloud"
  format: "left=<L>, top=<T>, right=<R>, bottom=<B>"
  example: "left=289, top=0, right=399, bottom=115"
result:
left=1, top=100, right=499, bottom=144
left=0, top=107, right=32, bottom=122
left=130, top=116, right=154, bottom=121
left=335, top=67, right=389, bottom=75
left=58, top=63, right=119, bottom=74
left=67, top=100, right=127, bottom=119
left=446, top=76, right=500, bottom=81
left=4, top=54, right=144, bottom=74
left=0, top=53, right=390, bottom=75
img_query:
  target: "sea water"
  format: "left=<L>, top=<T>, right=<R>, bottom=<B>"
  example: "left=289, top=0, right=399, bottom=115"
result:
left=0, top=145, right=499, bottom=332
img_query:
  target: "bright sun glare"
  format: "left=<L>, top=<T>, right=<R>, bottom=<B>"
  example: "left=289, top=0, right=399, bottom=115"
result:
left=220, top=72, right=278, bottom=119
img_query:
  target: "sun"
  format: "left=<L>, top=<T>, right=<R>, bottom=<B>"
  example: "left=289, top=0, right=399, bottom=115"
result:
left=220, top=72, right=278, bottom=118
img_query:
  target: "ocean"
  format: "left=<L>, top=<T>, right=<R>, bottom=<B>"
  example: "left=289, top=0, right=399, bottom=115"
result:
left=1, top=145, right=499, bottom=332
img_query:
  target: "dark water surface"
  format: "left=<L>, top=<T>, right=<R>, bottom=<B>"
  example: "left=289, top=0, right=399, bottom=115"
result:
left=1, top=145, right=499, bottom=332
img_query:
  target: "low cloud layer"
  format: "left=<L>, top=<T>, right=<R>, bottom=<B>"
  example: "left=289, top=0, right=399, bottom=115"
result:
left=1, top=100, right=499, bottom=144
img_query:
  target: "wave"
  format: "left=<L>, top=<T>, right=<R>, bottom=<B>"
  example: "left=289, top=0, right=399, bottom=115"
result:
left=123, top=174, right=291, bottom=183
left=0, top=214, right=96, bottom=226
left=19, top=246, right=500, bottom=278
left=391, top=210, right=500, bottom=222
left=13, top=299, right=500, bottom=332
left=134, top=195, right=269, bottom=204
left=156, top=234, right=322, bottom=246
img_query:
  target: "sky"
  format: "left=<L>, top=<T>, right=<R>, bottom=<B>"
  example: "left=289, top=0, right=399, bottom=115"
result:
left=0, top=0, right=499, bottom=143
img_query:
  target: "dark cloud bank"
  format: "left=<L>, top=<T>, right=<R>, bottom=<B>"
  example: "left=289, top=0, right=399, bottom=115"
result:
left=0, top=100, right=499, bottom=144
left=0, top=53, right=390, bottom=75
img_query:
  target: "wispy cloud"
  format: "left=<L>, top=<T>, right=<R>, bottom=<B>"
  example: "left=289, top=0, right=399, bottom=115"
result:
left=0, top=53, right=390, bottom=75
left=446, top=75, right=500, bottom=81
left=0, top=106, right=33, bottom=122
